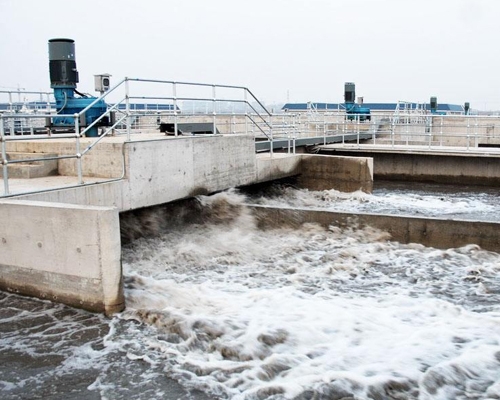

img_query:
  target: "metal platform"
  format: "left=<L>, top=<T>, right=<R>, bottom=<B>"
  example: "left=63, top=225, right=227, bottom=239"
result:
left=255, top=133, right=372, bottom=152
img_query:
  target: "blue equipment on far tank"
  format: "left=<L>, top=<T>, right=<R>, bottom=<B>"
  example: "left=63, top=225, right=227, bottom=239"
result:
left=48, top=38, right=109, bottom=137
left=344, top=82, right=371, bottom=122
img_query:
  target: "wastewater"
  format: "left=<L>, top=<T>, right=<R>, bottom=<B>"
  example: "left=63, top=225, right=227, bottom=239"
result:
left=1, top=181, right=500, bottom=400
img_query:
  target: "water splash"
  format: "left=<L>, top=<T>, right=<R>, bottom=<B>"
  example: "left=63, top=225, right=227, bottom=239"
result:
left=3, top=186, right=499, bottom=399
left=247, top=181, right=499, bottom=221
left=116, top=189, right=500, bottom=399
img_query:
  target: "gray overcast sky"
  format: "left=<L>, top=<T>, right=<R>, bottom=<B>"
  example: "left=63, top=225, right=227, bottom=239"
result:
left=1, top=0, right=499, bottom=109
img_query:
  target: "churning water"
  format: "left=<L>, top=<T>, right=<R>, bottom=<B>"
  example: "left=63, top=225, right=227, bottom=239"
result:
left=2, top=183, right=500, bottom=399
left=248, top=180, right=500, bottom=222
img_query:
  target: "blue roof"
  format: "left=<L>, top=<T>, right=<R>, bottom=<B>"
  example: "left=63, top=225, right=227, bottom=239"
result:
left=115, top=103, right=178, bottom=111
left=0, top=101, right=55, bottom=111
left=0, top=102, right=179, bottom=112
left=282, top=102, right=464, bottom=112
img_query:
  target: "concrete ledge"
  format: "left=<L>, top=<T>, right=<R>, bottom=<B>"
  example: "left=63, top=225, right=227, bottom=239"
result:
left=0, top=152, right=58, bottom=179
left=255, top=153, right=374, bottom=193
left=298, top=154, right=373, bottom=192
left=319, top=148, right=500, bottom=186
left=0, top=200, right=124, bottom=315
left=255, top=154, right=302, bottom=183
left=250, top=204, right=500, bottom=251
left=8, top=137, right=375, bottom=211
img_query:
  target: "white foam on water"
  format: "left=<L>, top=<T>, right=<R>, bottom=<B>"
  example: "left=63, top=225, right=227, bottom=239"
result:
left=116, top=190, right=500, bottom=399
left=251, top=185, right=499, bottom=221
left=2, top=188, right=499, bottom=399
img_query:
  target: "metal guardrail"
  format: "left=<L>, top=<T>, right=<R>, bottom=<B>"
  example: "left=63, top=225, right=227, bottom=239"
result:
left=326, top=113, right=500, bottom=153
left=3, top=80, right=500, bottom=198
left=0, top=78, right=276, bottom=197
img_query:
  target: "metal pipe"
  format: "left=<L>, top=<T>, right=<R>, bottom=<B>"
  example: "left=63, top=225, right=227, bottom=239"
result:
left=6, top=154, right=76, bottom=164
left=173, top=82, right=178, bottom=137
left=74, top=114, right=83, bottom=184
left=125, top=77, right=131, bottom=141
left=81, top=115, right=128, bottom=156
left=212, top=85, right=217, bottom=135
left=2, top=133, right=79, bottom=141
left=1, top=116, right=9, bottom=195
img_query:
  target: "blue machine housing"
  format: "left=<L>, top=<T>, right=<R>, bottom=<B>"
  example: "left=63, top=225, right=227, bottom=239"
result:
left=52, top=87, right=107, bottom=137
left=344, top=82, right=371, bottom=122
left=345, top=103, right=371, bottom=121
left=48, top=38, right=108, bottom=137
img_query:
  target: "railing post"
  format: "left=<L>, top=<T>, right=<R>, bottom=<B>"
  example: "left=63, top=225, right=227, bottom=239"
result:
left=244, top=89, right=248, bottom=135
left=269, top=114, right=273, bottom=157
left=356, top=115, right=360, bottom=147
left=8, top=92, right=13, bottom=113
left=323, top=119, right=327, bottom=145
left=474, top=117, right=479, bottom=148
left=406, top=118, right=409, bottom=146
left=466, top=115, right=470, bottom=148
left=391, top=117, right=395, bottom=148
left=440, top=117, right=443, bottom=147
left=173, top=82, right=178, bottom=137
left=342, top=115, right=346, bottom=144
left=9, top=115, right=14, bottom=136
left=1, top=116, right=9, bottom=195
left=74, top=113, right=83, bottom=184
left=212, top=85, right=217, bottom=135
left=125, top=77, right=131, bottom=141
left=428, top=117, right=433, bottom=148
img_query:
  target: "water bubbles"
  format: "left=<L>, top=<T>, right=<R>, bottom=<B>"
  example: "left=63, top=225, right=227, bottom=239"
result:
left=117, top=188, right=500, bottom=399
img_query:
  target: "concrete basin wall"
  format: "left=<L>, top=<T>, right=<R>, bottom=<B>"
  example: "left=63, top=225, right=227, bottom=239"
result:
left=123, top=135, right=258, bottom=210
left=298, top=154, right=373, bottom=192
left=372, top=153, right=500, bottom=185
left=319, top=149, right=500, bottom=186
left=14, top=135, right=374, bottom=209
left=0, top=200, right=124, bottom=315
left=250, top=205, right=500, bottom=252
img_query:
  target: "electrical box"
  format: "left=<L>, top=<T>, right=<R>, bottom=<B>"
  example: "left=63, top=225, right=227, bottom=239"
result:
left=94, top=73, right=111, bottom=93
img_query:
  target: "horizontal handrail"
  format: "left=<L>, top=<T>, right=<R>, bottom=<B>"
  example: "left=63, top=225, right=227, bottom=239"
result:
left=6, top=154, right=76, bottom=164
left=81, top=114, right=128, bottom=156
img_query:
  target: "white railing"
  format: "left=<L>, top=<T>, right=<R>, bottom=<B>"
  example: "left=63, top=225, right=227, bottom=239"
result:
left=3, top=80, right=500, bottom=197
left=0, top=77, right=276, bottom=197
left=325, top=112, right=500, bottom=153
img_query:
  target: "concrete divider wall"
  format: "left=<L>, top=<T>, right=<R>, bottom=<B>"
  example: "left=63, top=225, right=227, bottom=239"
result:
left=255, top=154, right=302, bottom=183
left=123, top=135, right=258, bottom=210
left=298, top=154, right=373, bottom=192
left=250, top=205, right=500, bottom=252
left=321, top=150, right=500, bottom=186
left=373, top=153, right=500, bottom=185
left=11, top=135, right=375, bottom=210
left=0, top=200, right=124, bottom=315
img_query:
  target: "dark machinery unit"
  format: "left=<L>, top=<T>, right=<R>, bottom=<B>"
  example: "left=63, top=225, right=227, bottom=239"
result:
left=48, top=38, right=109, bottom=137
left=429, top=96, right=446, bottom=115
left=464, top=102, right=470, bottom=115
left=344, top=82, right=371, bottom=121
